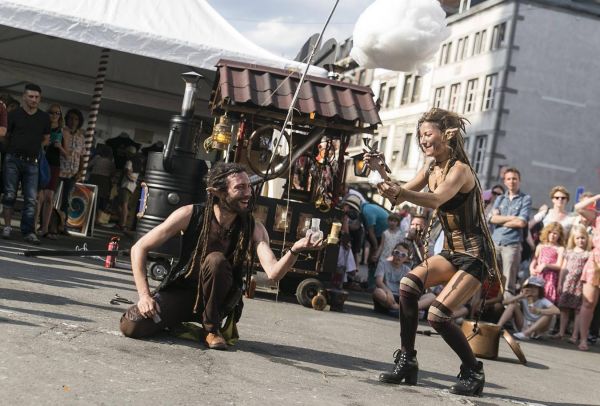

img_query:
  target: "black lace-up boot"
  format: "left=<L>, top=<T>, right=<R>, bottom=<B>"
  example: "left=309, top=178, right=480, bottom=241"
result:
left=449, top=361, right=485, bottom=396
left=379, top=349, right=419, bottom=385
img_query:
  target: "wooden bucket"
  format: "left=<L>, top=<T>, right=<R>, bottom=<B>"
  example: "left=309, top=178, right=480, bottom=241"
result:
left=461, top=320, right=501, bottom=359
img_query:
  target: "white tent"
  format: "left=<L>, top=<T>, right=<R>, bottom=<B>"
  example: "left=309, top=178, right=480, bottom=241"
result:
left=0, top=0, right=324, bottom=133
left=0, top=0, right=323, bottom=75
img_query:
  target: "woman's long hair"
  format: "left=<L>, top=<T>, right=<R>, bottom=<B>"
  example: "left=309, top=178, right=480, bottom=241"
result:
left=417, top=108, right=501, bottom=286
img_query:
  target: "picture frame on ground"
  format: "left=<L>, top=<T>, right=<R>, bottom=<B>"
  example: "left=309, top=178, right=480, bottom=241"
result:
left=54, top=181, right=98, bottom=237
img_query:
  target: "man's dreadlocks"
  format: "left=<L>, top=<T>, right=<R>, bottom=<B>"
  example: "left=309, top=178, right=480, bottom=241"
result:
left=186, top=162, right=255, bottom=312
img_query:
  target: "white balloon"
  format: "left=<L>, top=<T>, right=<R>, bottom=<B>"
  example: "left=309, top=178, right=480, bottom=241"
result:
left=350, top=0, right=450, bottom=72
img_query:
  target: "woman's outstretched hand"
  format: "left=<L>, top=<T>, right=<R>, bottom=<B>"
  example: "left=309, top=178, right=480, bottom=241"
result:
left=378, top=181, right=404, bottom=205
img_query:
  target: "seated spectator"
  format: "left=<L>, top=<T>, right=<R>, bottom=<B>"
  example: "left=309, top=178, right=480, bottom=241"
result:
left=373, top=242, right=411, bottom=316
left=470, top=276, right=506, bottom=323
left=374, top=213, right=404, bottom=275
left=496, top=276, right=560, bottom=340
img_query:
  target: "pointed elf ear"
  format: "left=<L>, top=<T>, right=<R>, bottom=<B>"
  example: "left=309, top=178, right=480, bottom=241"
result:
left=444, top=128, right=459, bottom=141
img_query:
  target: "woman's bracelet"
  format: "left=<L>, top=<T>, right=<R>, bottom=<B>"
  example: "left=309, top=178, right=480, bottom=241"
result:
left=289, top=248, right=300, bottom=256
left=394, top=186, right=404, bottom=203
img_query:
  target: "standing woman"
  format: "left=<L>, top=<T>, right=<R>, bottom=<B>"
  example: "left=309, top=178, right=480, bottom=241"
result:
left=35, top=103, right=63, bottom=238
left=574, top=193, right=600, bottom=351
left=58, top=108, right=85, bottom=233
left=366, top=108, right=500, bottom=396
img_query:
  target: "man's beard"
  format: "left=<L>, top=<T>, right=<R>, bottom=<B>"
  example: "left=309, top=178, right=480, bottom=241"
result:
left=220, top=195, right=249, bottom=215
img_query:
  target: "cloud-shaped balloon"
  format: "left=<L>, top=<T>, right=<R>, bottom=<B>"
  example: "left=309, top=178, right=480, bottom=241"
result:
left=350, top=0, right=450, bottom=72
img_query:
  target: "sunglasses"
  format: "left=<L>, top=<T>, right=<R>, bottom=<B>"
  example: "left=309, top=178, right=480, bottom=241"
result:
left=49, top=111, right=61, bottom=115
left=553, top=196, right=568, bottom=201
left=392, top=250, right=408, bottom=258
left=492, top=191, right=502, bottom=196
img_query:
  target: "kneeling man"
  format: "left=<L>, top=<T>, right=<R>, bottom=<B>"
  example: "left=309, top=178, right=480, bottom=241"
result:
left=120, top=162, right=323, bottom=349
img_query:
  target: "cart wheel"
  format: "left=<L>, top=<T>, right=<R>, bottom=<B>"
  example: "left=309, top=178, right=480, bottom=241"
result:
left=148, top=260, right=169, bottom=281
left=296, top=278, right=324, bottom=307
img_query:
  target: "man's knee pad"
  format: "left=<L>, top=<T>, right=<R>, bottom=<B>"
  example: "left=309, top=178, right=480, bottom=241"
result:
left=399, top=273, right=424, bottom=298
left=427, top=300, right=453, bottom=328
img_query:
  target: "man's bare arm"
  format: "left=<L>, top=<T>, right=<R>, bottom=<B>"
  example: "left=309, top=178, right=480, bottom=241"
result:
left=253, top=221, right=324, bottom=282
left=130, top=205, right=193, bottom=317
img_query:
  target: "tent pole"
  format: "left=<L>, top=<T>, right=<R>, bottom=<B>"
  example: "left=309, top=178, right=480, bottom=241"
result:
left=79, top=48, right=110, bottom=181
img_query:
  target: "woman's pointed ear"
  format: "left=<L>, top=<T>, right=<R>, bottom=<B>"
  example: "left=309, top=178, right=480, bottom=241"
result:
left=444, top=128, right=459, bottom=141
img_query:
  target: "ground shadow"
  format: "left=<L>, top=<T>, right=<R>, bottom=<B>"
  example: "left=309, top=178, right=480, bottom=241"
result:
left=0, top=315, right=38, bottom=326
left=0, top=254, right=137, bottom=293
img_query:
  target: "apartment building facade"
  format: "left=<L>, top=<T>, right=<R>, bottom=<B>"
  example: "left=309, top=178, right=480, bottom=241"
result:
left=339, top=0, right=600, bottom=208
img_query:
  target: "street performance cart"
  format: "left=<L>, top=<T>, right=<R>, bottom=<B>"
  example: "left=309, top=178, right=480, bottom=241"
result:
left=208, top=59, right=381, bottom=306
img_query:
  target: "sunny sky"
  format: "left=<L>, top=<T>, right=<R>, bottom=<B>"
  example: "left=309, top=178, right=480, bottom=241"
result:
left=209, top=0, right=373, bottom=58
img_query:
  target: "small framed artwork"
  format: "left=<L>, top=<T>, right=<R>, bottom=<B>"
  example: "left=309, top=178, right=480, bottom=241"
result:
left=66, top=183, right=98, bottom=237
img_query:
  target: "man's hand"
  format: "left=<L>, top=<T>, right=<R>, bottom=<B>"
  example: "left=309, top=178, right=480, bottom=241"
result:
left=137, top=293, right=161, bottom=319
left=291, top=235, right=326, bottom=253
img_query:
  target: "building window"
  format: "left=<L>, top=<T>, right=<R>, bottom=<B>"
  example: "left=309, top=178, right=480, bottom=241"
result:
left=464, top=78, right=479, bottom=113
left=463, top=136, right=470, bottom=152
left=411, top=76, right=422, bottom=103
left=473, top=134, right=487, bottom=173
left=448, top=83, right=461, bottom=112
left=439, top=42, right=453, bottom=66
left=386, top=86, right=396, bottom=108
left=482, top=73, right=498, bottom=111
left=400, top=75, right=422, bottom=105
left=378, top=82, right=387, bottom=105
left=455, top=36, right=469, bottom=61
left=491, top=22, right=506, bottom=51
left=391, top=150, right=400, bottom=162
left=401, top=133, right=412, bottom=166
left=472, top=29, right=487, bottom=56
left=380, top=136, right=388, bottom=154
left=433, top=87, right=445, bottom=108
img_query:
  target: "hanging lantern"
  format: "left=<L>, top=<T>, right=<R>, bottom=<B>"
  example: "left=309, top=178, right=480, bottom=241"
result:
left=352, top=153, right=370, bottom=177
left=211, top=114, right=232, bottom=150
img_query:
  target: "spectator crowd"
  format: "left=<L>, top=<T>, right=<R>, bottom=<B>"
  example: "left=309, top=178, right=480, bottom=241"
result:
left=339, top=166, right=600, bottom=352
left=0, top=84, right=146, bottom=245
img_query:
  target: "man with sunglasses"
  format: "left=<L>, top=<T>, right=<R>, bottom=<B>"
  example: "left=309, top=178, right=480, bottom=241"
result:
left=373, top=242, right=412, bottom=316
left=490, top=167, right=532, bottom=295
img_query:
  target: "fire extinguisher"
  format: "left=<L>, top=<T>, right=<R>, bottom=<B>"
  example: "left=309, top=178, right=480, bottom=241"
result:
left=104, top=236, right=120, bottom=268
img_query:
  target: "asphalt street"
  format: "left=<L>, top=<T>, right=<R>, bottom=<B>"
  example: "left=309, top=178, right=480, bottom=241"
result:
left=1, top=235, right=599, bottom=406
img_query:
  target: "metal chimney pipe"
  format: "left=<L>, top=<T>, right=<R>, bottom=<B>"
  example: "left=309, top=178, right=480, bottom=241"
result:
left=180, top=71, right=203, bottom=118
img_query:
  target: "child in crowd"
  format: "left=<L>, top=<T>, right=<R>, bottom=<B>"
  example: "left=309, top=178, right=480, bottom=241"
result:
left=335, top=232, right=358, bottom=289
left=556, top=225, right=591, bottom=340
left=530, top=222, right=565, bottom=304
left=374, top=213, right=404, bottom=275
left=497, top=276, right=560, bottom=340
left=372, top=242, right=411, bottom=316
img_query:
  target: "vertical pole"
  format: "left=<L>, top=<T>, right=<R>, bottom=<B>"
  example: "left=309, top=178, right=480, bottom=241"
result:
left=79, top=48, right=110, bottom=181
